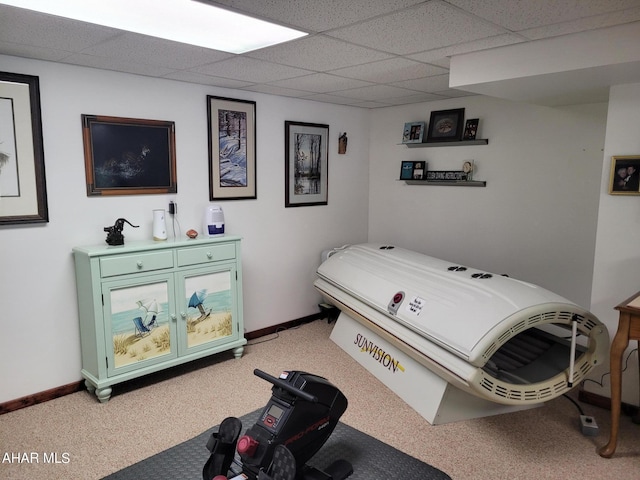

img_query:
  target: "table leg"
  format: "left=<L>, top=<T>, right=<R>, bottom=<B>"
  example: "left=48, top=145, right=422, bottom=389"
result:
left=633, top=340, right=640, bottom=425
left=599, top=313, right=630, bottom=458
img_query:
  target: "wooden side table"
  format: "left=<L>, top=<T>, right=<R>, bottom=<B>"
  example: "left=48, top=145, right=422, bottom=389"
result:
left=598, top=290, right=640, bottom=458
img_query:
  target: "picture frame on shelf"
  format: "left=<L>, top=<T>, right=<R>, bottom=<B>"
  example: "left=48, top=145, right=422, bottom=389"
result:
left=82, top=114, right=177, bottom=196
left=0, top=71, right=48, bottom=224
left=462, top=118, right=479, bottom=140
left=207, top=95, right=257, bottom=200
left=609, top=155, right=640, bottom=195
left=285, top=120, right=329, bottom=207
left=412, top=161, right=426, bottom=180
left=401, top=121, right=426, bottom=144
left=399, top=161, right=414, bottom=180
left=426, top=108, right=465, bottom=143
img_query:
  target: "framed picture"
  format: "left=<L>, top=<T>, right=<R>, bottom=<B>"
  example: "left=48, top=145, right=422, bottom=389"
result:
left=426, top=108, right=465, bottom=142
left=609, top=155, right=640, bottom=195
left=285, top=121, right=329, bottom=207
left=412, top=161, right=426, bottom=180
left=462, top=118, right=479, bottom=140
left=0, top=71, right=48, bottom=224
left=207, top=95, right=256, bottom=200
left=402, top=121, right=425, bottom=144
left=399, top=161, right=414, bottom=180
left=82, top=115, right=177, bottom=196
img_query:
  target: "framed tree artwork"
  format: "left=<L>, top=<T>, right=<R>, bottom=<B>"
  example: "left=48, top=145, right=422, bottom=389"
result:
left=285, top=121, right=329, bottom=207
left=207, top=95, right=257, bottom=200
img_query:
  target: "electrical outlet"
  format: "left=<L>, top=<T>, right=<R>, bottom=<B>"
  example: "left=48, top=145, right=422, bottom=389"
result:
left=580, top=415, right=599, bottom=436
left=168, top=201, right=176, bottom=215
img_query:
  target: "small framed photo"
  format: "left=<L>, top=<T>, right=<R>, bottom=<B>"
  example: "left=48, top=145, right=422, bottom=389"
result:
left=462, top=118, right=479, bottom=140
left=412, top=161, right=426, bottom=180
left=399, top=161, right=414, bottom=180
left=402, top=121, right=425, bottom=144
left=426, top=108, right=465, bottom=142
left=285, top=121, right=329, bottom=207
left=609, top=155, right=640, bottom=195
left=82, top=115, right=177, bottom=196
left=0, top=71, right=48, bottom=224
left=207, top=95, right=257, bottom=200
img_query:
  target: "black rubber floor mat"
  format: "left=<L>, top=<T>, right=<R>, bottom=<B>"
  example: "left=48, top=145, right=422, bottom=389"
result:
left=102, top=409, right=451, bottom=480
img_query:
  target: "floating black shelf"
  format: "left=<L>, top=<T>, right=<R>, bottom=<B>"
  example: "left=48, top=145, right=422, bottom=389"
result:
left=402, top=139, right=488, bottom=148
left=402, top=180, right=486, bottom=187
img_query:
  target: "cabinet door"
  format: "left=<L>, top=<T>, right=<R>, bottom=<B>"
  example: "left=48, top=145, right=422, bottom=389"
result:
left=176, top=262, right=240, bottom=355
left=102, top=273, right=178, bottom=376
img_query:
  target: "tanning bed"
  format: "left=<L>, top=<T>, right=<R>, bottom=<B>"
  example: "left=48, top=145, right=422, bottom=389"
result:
left=314, top=244, right=608, bottom=424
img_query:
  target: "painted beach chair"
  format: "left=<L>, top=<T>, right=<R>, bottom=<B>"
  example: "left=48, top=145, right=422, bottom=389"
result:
left=133, top=316, right=151, bottom=337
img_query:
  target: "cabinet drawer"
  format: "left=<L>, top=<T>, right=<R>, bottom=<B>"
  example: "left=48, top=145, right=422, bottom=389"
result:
left=177, top=243, right=236, bottom=267
left=100, top=251, right=174, bottom=277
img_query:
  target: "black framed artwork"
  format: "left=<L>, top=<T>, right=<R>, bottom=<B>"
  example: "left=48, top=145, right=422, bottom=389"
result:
left=0, top=71, right=48, bottom=224
left=426, top=108, right=465, bottom=143
left=207, top=95, right=257, bottom=200
left=285, top=121, right=329, bottom=207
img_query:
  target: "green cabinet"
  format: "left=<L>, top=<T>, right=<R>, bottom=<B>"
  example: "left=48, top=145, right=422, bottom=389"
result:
left=73, top=236, right=246, bottom=402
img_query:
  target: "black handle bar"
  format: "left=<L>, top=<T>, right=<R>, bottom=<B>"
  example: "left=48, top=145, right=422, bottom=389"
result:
left=253, top=369, right=318, bottom=403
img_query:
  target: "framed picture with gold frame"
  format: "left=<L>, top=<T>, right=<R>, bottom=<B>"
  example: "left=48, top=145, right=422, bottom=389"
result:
left=609, top=155, right=640, bottom=195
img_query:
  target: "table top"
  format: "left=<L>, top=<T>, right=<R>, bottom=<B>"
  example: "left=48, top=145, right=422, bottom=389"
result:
left=615, top=290, right=640, bottom=314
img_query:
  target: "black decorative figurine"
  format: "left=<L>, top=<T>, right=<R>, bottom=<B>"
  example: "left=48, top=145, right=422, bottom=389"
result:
left=104, top=218, right=139, bottom=245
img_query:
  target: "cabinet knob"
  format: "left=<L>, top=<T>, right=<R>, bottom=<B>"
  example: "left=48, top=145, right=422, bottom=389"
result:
left=136, top=261, right=143, bottom=268
left=180, top=312, right=187, bottom=319
left=206, top=251, right=213, bottom=259
left=171, top=314, right=177, bottom=321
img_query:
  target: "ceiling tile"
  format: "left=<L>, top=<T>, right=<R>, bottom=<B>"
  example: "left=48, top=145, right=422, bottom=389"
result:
left=210, top=0, right=425, bottom=31
left=518, top=9, right=640, bottom=40
left=61, top=53, right=176, bottom=77
left=446, top=0, right=640, bottom=31
left=247, top=35, right=393, bottom=71
left=327, top=1, right=508, bottom=55
left=238, top=83, right=309, bottom=98
left=0, top=5, right=121, bottom=52
left=329, top=58, right=448, bottom=84
left=333, top=84, right=421, bottom=101
left=162, top=71, right=254, bottom=89
left=190, top=57, right=313, bottom=83
left=269, top=73, right=373, bottom=93
left=407, top=34, right=525, bottom=64
left=0, top=40, right=71, bottom=62
left=390, top=74, right=451, bottom=92
left=80, top=33, right=233, bottom=70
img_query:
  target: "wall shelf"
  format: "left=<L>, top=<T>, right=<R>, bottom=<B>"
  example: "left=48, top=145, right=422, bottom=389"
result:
left=402, top=139, right=488, bottom=148
left=403, top=180, right=486, bottom=187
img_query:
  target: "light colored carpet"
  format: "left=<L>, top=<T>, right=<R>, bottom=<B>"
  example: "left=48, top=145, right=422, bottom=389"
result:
left=1, top=320, right=638, bottom=479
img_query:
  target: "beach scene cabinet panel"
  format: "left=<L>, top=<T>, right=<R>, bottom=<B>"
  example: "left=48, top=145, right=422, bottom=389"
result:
left=73, top=236, right=246, bottom=403
left=102, top=273, right=178, bottom=376
left=176, top=263, right=240, bottom=356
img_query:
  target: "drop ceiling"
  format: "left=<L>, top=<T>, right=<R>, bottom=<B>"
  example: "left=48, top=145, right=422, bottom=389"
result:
left=1, top=0, right=640, bottom=108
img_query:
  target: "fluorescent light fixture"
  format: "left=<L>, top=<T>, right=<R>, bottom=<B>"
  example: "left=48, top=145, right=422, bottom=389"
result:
left=0, top=0, right=307, bottom=53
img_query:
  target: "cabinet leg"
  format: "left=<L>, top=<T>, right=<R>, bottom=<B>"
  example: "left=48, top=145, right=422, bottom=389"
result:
left=232, top=346, right=244, bottom=359
left=84, top=380, right=96, bottom=394
left=95, top=387, right=112, bottom=403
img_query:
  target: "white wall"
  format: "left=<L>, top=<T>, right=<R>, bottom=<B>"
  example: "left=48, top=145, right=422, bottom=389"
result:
left=587, top=82, right=640, bottom=405
left=368, top=95, right=607, bottom=308
left=0, top=55, right=370, bottom=403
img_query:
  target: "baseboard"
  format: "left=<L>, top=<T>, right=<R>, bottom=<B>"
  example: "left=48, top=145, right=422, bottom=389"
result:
left=0, top=381, right=84, bottom=415
left=578, top=388, right=640, bottom=416
left=0, top=314, right=329, bottom=415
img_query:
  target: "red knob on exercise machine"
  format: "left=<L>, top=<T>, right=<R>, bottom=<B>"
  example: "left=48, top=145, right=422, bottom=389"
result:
left=237, top=435, right=259, bottom=456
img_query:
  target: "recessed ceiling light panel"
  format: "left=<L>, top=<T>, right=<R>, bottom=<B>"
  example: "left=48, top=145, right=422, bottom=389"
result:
left=0, top=0, right=307, bottom=53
